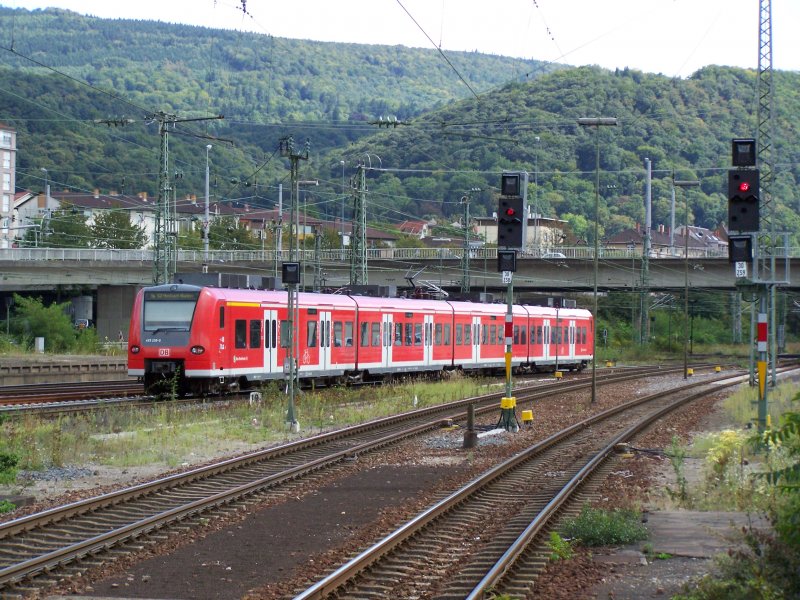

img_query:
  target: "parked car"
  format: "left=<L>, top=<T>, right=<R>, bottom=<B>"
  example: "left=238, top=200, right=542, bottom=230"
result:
left=541, top=252, right=567, bottom=259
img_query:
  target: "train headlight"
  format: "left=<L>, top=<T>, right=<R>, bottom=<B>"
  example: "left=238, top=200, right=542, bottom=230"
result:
left=190, top=345, right=205, bottom=355
left=130, top=345, right=140, bottom=354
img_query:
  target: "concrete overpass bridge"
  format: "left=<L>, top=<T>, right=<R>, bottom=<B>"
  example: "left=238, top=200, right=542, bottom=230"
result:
left=0, top=246, right=794, bottom=339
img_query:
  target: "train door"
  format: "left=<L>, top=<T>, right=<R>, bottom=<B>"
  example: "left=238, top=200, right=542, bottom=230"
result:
left=568, top=320, right=576, bottom=359
left=382, top=313, right=393, bottom=369
left=263, top=309, right=279, bottom=375
left=319, top=311, right=332, bottom=370
left=542, top=320, right=551, bottom=362
left=472, top=316, right=481, bottom=363
left=424, top=314, right=433, bottom=366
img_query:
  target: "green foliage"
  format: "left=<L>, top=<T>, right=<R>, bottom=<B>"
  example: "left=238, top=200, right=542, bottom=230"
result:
left=2, top=8, right=800, bottom=243
left=28, top=204, right=93, bottom=248
left=208, top=216, right=257, bottom=251
left=0, top=451, right=19, bottom=485
left=757, top=394, right=800, bottom=549
left=560, top=505, right=648, bottom=547
left=546, top=531, right=574, bottom=561
left=666, top=436, right=689, bottom=504
left=672, top=529, right=800, bottom=600
left=91, top=208, right=148, bottom=248
left=0, top=500, right=16, bottom=514
left=9, top=294, right=82, bottom=352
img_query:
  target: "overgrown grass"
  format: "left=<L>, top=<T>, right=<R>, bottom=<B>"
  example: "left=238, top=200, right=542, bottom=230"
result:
left=0, top=375, right=489, bottom=483
left=559, top=505, right=648, bottom=547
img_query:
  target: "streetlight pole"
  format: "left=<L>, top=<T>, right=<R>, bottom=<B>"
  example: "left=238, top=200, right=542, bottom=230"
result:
left=340, top=160, right=346, bottom=255
left=40, top=167, right=48, bottom=203
left=577, top=117, right=617, bottom=405
left=673, top=178, right=700, bottom=379
left=204, top=145, right=212, bottom=268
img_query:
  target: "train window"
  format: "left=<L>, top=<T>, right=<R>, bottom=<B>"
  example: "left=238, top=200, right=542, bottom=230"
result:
left=455, top=324, right=463, bottom=345
left=371, top=322, right=381, bottom=347
left=307, top=321, right=318, bottom=348
left=464, top=323, right=471, bottom=345
left=490, top=325, right=497, bottom=345
left=383, top=322, right=391, bottom=347
left=219, top=306, right=224, bottom=328
left=143, top=290, right=199, bottom=332
left=235, top=320, right=247, bottom=349
left=425, top=323, right=431, bottom=346
left=475, top=324, right=480, bottom=345
left=513, top=325, right=520, bottom=345
left=394, top=322, right=402, bottom=346
left=334, top=321, right=343, bottom=347
left=249, top=320, right=261, bottom=349
left=537, top=326, right=543, bottom=344
left=271, top=319, right=277, bottom=348
left=497, top=326, right=504, bottom=345
left=360, top=322, right=369, bottom=347
left=482, top=324, right=488, bottom=345
left=324, top=320, right=330, bottom=348
left=435, top=323, right=442, bottom=345
left=520, top=326, right=527, bottom=345
left=444, top=324, right=451, bottom=345
left=345, top=322, right=353, bottom=347
left=583, top=327, right=587, bottom=344
left=414, top=323, right=422, bottom=346
left=280, top=320, right=290, bottom=348
left=405, top=323, right=413, bottom=346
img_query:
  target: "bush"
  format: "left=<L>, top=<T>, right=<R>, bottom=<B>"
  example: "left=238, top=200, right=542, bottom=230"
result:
left=0, top=451, right=19, bottom=485
left=560, top=505, right=648, bottom=547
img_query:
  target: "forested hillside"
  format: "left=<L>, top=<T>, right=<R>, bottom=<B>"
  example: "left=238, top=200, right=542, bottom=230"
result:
left=1, top=7, right=798, bottom=244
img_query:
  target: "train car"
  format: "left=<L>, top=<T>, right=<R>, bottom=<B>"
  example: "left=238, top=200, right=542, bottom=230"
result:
left=350, top=296, right=453, bottom=380
left=523, top=305, right=592, bottom=372
left=128, top=283, right=594, bottom=394
left=128, top=284, right=359, bottom=394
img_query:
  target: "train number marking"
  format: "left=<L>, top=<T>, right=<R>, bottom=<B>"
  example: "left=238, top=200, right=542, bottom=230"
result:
left=159, top=348, right=170, bottom=357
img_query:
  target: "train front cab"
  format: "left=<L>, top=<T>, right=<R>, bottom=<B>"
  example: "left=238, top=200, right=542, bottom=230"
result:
left=128, top=284, right=204, bottom=394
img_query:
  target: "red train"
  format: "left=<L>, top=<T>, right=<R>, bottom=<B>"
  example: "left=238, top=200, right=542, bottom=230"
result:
left=128, top=284, right=594, bottom=395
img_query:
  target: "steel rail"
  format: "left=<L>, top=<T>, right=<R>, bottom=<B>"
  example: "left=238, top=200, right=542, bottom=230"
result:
left=0, top=365, right=701, bottom=593
left=293, top=370, right=753, bottom=600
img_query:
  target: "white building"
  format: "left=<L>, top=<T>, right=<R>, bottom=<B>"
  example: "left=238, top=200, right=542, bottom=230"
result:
left=0, top=123, right=16, bottom=249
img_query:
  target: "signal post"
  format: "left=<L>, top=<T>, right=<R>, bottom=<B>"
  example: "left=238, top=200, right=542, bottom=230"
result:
left=727, top=139, right=788, bottom=434
left=496, top=171, right=527, bottom=432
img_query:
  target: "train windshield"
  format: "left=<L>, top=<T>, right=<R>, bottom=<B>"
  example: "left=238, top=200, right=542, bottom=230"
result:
left=143, top=290, right=199, bottom=332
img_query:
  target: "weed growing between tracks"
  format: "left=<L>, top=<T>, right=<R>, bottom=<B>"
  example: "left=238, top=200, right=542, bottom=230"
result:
left=0, top=376, right=487, bottom=485
left=659, top=383, right=800, bottom=599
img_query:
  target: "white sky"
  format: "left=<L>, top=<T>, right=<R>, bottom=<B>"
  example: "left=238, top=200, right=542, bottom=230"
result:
left=2, top=0, right=799, bottom=77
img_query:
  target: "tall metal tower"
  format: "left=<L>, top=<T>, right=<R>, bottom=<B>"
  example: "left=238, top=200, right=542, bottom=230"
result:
left=350, top=164, right=368, bottom=285
left=148, top=112, right=223, bottom=284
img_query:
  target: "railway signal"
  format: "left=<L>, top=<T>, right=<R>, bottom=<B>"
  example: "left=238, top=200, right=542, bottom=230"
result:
left=727, top=168, right=760, bottom=232
left=497, top=171, right=528, bottom=249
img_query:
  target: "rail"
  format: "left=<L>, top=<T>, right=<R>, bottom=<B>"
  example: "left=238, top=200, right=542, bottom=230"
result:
left=0, top=244, right=756, bottom=264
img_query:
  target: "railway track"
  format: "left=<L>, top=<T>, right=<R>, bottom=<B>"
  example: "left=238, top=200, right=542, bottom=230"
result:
left=0, top=380, right=143, bottom=408
left=292, top=369, right=762, bottom=599
left=0, top=365, right=717, bottom=597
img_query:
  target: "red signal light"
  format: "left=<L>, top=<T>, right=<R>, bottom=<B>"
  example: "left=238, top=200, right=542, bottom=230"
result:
left=505, top=207, right=516, bottom=216
left=739, top=182, right=750, bottom=192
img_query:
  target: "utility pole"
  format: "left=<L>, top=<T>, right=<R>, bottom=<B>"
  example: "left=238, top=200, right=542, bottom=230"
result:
left=278, top=136, right=309, bottom=432
left=146, top=111, right=223, bottom=284
left=350, top=163, right=368, bottom=286
left=640, top=158, right=652, bottom=344
left=460, top=194, right=471, bottom=294
left=756, top=0, right=779, bottom=391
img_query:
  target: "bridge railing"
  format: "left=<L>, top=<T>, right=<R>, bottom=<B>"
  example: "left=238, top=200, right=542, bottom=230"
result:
left=0, top=245, right=791, bottom=263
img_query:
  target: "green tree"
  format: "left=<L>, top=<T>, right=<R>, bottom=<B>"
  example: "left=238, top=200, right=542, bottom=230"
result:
left=41, top=204, right=92, bottom=248
left=208, top=217, right=257, bottom=250
left=91, top=208, right=148, bottom=249
left=10, top=294, right=85, bottom=352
